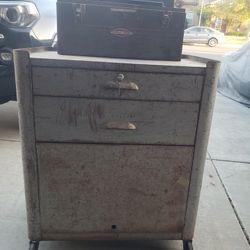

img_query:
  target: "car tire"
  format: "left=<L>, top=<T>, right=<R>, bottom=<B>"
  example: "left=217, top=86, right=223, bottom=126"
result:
left=208, top=38, right=218, bottom=47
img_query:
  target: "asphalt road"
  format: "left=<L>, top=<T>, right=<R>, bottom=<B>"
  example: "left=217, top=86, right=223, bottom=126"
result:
left=183, top=44, right=241, bottom=61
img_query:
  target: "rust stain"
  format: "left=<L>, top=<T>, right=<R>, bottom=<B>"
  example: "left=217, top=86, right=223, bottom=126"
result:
left=86, top=101, right=105, bottom=132
left=69, top=102, right=84, bottom=127
left=96, top=103, right=104, bottom=119
left=128, top=188, right=156, bottom=198
left=177, top=176, right=189, bottom=188
left=56, top=100, right=84, bottom=127
left=86, top=102, right=99, bottom=132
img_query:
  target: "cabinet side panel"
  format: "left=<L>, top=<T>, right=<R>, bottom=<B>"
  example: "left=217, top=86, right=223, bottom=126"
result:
left=13, top=50, right=41, bottom=240
left=183, top=61, right=220, bottom=239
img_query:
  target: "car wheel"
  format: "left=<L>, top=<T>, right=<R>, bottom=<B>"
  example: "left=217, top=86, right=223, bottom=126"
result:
left=208, top=38, right=218, bottom=47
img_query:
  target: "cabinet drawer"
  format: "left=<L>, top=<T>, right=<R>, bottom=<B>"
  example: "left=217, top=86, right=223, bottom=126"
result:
left=37, top=143, right=193, bottom=234
left=32, top=67, right=203, bottom=102
left=34, top=96, right=199, bottom=145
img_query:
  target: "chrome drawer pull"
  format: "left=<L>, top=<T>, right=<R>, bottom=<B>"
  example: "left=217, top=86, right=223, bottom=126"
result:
left=117, top=73, right=125, bottom=81
left=106, top=81, right=139, bottom=91
left=104, top=122, right=136, bottom=130
left=105, top=73, right=139, bottom=91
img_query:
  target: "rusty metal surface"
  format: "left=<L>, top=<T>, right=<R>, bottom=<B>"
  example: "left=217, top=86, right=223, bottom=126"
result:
left=14, top=49, right=218, bottom=241
left=32, top=67, right=203, bottom=102
left=37, top=143, right=193, bottom=236
left=34, top=97, right=199, bottom=145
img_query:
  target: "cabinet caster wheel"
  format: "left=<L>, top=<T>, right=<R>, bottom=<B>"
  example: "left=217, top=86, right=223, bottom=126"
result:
left=29, top=241, right=39, bottom=250
left=183, top=240, right=193, bottom=250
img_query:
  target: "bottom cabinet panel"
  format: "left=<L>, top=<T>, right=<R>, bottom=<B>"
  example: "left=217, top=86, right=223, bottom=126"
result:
left=37, top=143, right=193, bottom=236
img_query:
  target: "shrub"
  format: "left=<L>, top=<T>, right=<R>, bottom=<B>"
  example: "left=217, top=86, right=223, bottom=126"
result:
left=225, top=31, right=246, bottom=36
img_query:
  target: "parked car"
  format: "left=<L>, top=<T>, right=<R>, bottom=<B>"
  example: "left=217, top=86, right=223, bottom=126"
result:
left=0, top=0, right=57, bottom=104
left=183, top=26, right=224, bottom=47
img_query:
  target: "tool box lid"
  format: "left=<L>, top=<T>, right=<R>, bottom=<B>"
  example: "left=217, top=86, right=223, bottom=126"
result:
left=57, top=2, right=185, bottom=31
left=57, top=0, right=185, bottom=31
left=57, top=0, right=174, bottom=7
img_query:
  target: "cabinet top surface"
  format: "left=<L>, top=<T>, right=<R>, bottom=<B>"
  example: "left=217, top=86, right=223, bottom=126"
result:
left=29, top=51, right=207, bottom=68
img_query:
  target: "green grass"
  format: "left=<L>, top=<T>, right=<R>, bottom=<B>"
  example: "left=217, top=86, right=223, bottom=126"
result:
left=224, top=36, right=248, bottom=45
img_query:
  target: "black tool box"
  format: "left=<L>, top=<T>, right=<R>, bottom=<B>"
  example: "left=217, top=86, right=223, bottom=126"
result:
left=57, top=0, right=186, bottom=60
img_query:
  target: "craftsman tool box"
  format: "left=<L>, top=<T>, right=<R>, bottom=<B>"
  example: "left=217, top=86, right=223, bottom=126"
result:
left=57, top=0, right=186, bottom=60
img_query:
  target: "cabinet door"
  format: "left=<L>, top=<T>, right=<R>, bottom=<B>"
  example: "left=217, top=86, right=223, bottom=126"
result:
left=37, top=143, right=193, bottom=238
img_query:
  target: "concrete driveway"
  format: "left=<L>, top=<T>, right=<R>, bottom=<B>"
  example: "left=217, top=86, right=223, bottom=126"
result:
left=0, top=93, right=250, bottom=250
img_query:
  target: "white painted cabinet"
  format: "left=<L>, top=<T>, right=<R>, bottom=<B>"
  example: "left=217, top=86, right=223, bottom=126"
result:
left=14, top=48, right=219, bottom=250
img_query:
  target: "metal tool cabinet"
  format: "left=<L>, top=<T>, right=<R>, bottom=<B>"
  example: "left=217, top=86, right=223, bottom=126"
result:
left=14, top=48, right=219, bottom=250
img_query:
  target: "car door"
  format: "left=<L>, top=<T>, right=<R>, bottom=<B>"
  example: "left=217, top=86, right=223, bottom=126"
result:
left=196, top=28, right=210, bottom=43
left=184, top=27, right=200, bottom=43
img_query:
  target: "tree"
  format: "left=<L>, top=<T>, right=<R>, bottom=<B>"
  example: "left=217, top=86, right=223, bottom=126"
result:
left=202, top=0, right=250, bottom=33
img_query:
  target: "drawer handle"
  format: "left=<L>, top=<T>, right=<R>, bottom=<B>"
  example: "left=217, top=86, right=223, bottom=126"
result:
left=104, top=121, right=136, bottom=130
left=105, top=74, right=139, bottom=91
left=106, top=81, right=139, bottom=91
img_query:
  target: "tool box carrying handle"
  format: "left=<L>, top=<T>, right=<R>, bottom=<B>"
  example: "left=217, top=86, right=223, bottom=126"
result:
left=78, top=0, right=174, bottom=7
left=106, top=0, right=165, bottom=7
left=72, top=0, right=174, bottom=27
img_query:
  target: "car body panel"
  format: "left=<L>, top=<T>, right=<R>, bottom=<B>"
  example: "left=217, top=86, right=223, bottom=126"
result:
left=31, top=0, right=57, bottom=41
left=183, top=26, right=224, bottom=45
left=0, top=64, right=15, bottom=104
left=0, top=0, right=57, bottom=104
